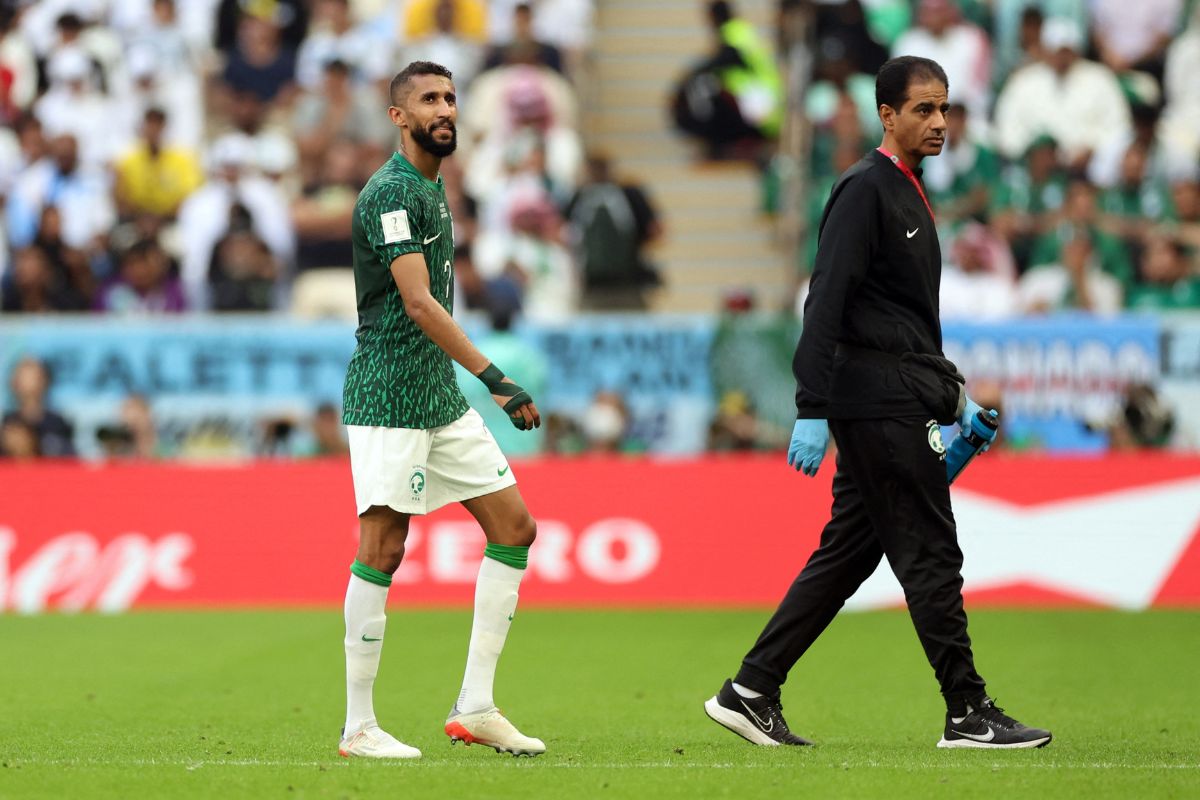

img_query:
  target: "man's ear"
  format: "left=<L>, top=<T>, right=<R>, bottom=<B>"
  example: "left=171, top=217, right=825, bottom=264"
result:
left=879, top=104, right=895, bottom=132
left=388, top=105, right=407, bottom=129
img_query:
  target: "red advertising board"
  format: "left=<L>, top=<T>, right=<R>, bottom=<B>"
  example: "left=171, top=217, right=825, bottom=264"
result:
left=2, top=455, right=1198, bottom=612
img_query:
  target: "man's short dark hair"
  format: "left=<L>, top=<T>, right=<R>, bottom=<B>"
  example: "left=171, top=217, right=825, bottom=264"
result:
left=708, top=1, right=734, bottom=26
left=389, top=61, right=453, bottom=105
left=875, top=56, right=948, bottom=111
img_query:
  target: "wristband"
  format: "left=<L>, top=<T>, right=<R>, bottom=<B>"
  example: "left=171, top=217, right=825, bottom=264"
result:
left=477, top=363, right=534, bottom=429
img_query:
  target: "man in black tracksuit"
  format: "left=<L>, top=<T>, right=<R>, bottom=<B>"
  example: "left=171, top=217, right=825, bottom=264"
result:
left=704, top=56, right=1052, bottom=750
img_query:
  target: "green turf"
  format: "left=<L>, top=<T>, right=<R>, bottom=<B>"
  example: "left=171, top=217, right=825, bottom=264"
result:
left=0, top=609, right=1196, bottom=799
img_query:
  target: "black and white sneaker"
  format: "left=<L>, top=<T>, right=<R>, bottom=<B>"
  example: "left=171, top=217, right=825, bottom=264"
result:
left=704, top=679, right=813, bottom=746
left=937, top=697, right=1052, bottom=749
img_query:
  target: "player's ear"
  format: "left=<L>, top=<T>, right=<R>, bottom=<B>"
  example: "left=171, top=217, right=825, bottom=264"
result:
left=388, top=105, right=407, bottom=129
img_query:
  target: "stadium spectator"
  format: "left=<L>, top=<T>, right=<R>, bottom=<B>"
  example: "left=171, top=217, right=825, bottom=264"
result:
left=672, top=0, right=784, bottom=159
left=207, top=202, right=283, bottom=312
left=115, top=107, right=204, bottom=221
left=991, top=2, right=1086, bottom=86
left=474, top=193, right=576, bottom=323
left=0, top=5, right=36, bottom=117
left=96, top=393, right=162, bottom=460
left=295, top=0, right=392, bottom=91
left=2, top=356, right=75, bottom=457
left=1097, top=141, right=1176, bottom=250
left=939, top=222, right=1019, bottom=320
left=1090, top=0, right=1180, bottom=86
left=96, top=238, right=186, bottom=314
left=707, top=389, right=764, bottom=451
left=219, top=9, right=297, bottom=107
left=891, top=0, right=991, bottom=124
left=0, top=415, right=38, bottom=460
left=812, top=0, right=889, bottom=79
left=1161, top=5, right=1200, bottom=178
left=6, top=132, right=115, bottom=253
left=487, top=0, right=594, bottom=67
left=117, top=41, right=203, bottom=152
left=303, top=401, right=349, bottom=457
left=1093, top=382, right=1178, bottom=450
left=483, top=3, right=564, bottom=75
left=291, top=138, right=358, bottom=273
left=1, top=246, right=69, bottom=313
left=176, top=134, right=293, bottom=308
left=291, top=58, right=393, bottom=184
left=1031, top=178, right=1135, bottom=289
left=405, top=0, right=487, bottom=42
left=406, top=0, right=485, bottom=96
left=466, top=76, right=582, bottom=263
left=215, top=0, right=307, bottom=54
left=992, top=17, right=1131, bottom=171
left=565, top=153, right=663, bottom=310
left=33, top=47, right=124, bottom=168
left=1088, top=103, right=1169, bottom=191
left=1017, top=226, right=1123, bottom=314
left=222, top=88, right=297, bottom=182
left=922, top=101, right=999, bottom=223
left=28, top=205, right=93, bottom=307
left=580, top=390, right=637, bottom=454
left=989, top=134, right=1067, bottom=271
left=1126, top=233, right=1200, bottom=309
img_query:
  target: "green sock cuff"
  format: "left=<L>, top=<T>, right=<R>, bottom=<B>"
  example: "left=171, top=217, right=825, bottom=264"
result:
left=484, top=543, right=529, bottom=570
left=350, top=560, right=393, bottom=587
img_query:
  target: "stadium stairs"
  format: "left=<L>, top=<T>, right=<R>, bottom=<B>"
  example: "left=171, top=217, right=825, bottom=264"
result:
left=586, top=0, right=795, bottom=313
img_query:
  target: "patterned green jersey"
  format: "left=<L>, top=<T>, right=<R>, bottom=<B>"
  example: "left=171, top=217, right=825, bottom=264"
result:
left=342, top=152, right=467, bottom=429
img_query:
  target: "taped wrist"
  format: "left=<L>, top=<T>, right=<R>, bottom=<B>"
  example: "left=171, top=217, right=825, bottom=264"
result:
left=477, top=363, right=533, bottom=417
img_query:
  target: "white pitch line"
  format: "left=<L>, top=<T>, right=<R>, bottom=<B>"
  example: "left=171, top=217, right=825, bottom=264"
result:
left=8, top=758, right=1199, bottom=771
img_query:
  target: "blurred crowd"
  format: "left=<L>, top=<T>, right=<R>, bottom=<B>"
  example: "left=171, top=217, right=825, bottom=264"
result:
left=3, top=0, right=1197, bottom=461
left=798, top=0, right=1200, bottom=316
left=0, top=0, right=670, bottom=323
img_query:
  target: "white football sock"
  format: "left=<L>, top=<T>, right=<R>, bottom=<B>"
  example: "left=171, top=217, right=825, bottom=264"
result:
left=732, top=682, right=764, bottom=699
left=344, top=574, right=389, bottom=736
left=456, top=555, right=525, bottom=714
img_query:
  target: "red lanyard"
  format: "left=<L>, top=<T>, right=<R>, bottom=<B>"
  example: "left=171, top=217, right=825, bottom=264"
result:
left=877, top=146, right=935, bottom=223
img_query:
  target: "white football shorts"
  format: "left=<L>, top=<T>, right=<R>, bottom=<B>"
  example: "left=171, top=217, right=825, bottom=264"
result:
left=347, top=409, right=516, bottom=515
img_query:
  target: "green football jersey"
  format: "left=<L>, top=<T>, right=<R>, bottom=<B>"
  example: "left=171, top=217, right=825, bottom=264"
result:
left=342, top=152, right=468, bottom=429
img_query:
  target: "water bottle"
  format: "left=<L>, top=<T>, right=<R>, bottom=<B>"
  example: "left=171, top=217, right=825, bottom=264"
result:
left=945, top=409, right=999, bottom=484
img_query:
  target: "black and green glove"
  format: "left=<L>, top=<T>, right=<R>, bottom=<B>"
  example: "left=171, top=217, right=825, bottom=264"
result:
left=477, top=363, right=534, bottom=430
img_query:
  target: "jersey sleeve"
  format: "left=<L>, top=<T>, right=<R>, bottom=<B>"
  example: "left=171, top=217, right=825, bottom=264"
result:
left=359, top=181, right=431, bottom=267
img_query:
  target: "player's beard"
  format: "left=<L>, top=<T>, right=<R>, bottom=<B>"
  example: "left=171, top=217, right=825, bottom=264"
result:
left=412, top=121, right=457, bottom=158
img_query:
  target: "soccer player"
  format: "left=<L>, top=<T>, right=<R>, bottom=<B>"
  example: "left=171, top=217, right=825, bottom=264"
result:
left=338, top=61, right=545, bottom=760
left=704, top=56, right=1053, bottom=749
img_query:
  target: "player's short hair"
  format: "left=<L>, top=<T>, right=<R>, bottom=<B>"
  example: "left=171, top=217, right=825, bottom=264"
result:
left=875, top=56, right=948, bottom=111
left=389, top=61, right=453, bottom=106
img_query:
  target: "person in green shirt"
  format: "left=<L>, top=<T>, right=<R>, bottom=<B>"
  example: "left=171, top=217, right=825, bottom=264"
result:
left=1127, top=234, right=1200, bottom=309
left=338, top=61, right=546, bottom=762
left=924, top=101, right=1001, bottom=224
left=1029, top=178, right=1135, bottom=289
left=990, top=134, right=1067, bottom=270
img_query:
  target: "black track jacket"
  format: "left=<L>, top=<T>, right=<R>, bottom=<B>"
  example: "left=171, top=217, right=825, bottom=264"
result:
left=794, top=148, right=947, bottom=420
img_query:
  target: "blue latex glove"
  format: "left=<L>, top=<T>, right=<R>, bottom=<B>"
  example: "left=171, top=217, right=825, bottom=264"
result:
left=958, top=396, right=994, bottom=452
left=787, top=419, right=829, bottom=477
left=958, top=395, right=983, bottom=430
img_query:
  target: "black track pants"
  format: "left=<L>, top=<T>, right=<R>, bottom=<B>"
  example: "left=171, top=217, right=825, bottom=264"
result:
left=734, top=416, right=986, bottom=704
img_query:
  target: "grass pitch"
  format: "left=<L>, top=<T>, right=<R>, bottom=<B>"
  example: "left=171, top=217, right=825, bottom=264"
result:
left=1, top=609, right=1196, bottom=799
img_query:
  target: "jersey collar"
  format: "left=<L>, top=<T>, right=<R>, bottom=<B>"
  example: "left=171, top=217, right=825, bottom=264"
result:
left=392, top=151, right=444, bottom=188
